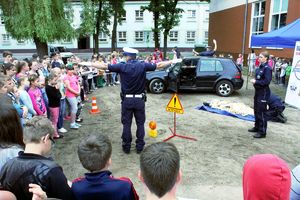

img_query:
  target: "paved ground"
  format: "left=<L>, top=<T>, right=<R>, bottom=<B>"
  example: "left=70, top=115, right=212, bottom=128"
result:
left=51, top=77, right=300, bottom=200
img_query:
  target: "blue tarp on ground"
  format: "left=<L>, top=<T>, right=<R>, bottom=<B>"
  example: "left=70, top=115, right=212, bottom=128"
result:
left=195, top=105, right=255, bottom=122
left=251, top=18, right=300, bottom=49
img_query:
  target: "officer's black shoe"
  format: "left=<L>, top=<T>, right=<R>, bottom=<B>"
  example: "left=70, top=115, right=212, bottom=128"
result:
left=136, top=149, right=143, bottom=154
left=248, top=127, right=258, bottom=133
left=253, top=132, right=266, bottom=138
left=122, top=148, right=130, bottom=154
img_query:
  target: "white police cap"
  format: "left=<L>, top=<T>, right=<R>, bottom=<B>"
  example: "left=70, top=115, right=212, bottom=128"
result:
left=123, top=47, right=139, bottom=56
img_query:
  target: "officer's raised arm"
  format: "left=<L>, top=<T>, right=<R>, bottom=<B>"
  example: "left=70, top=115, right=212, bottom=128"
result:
left=156, top=59, right=182, bottom=69
left=78, top=61, right=108, bottom=70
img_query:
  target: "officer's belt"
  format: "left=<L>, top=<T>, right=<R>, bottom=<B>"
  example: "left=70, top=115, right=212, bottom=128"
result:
left=125, top=94, right=143, bottom=98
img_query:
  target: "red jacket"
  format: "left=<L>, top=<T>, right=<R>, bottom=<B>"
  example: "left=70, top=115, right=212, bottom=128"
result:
left=243, top=154, right=291, bottom=200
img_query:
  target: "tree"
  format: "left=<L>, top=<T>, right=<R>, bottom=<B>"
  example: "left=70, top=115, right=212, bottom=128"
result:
left=142, top=0, right=161, bottom=49
left=109, top=0, right=125, bottom=52
left=0, top=0, right=74, bottom=57
left=80, top=0, right=112, bottom=54
left=159, top=0, right=183, bottom=57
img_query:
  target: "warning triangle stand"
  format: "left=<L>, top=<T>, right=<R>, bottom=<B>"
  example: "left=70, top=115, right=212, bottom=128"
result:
left=164, top=93, right=197, bottom=142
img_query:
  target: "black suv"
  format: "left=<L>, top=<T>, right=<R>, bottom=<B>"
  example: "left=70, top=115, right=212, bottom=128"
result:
left=146, top=57, right=244, bottom=97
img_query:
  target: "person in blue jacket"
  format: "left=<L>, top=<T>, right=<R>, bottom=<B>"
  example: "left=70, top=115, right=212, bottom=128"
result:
left=72, top=134, right=139, bottom=200
left=266, top=93, right=287, bottom=123
left=248, top=51, right=272, bottom=138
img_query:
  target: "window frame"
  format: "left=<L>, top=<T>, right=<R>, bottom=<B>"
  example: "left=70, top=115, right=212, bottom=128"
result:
left=269, top=0, right=288, bottom=31
left=99, top=32, right=108, bottom=43
left=135, top=31, right=144, bottom=42
left=169, top=31, right=178, bottom=42
left=186, top=31, right=196, bottom=43
left=187, top=10, right=196, bottom=18
left=135, top=10, right=144, bottom=21
left=118, top=31, right=127, bottom=42
left=2, top=34, right=10, bottom=45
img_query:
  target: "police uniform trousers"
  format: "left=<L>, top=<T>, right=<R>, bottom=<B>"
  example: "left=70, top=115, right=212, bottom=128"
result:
left=121, top=97, right=145, bottom=151
left=254, top=89, right=270, bottom=135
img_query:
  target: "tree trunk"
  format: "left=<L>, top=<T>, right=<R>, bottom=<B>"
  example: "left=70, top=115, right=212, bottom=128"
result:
left=153, top=0, right=160, bottom=49
left=111, top=10, right=118, bottom=52
left=94, top=0, right=103, bottom=54
left=33, top=36, right=48, bottom=58
left=163, top=30, right=169, bottom=58
left=93, top=33, right=99, bottom=54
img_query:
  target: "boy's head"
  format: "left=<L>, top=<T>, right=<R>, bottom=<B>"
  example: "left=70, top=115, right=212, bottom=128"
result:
left=23, top=116, right=55, bottom=154
left=78, top=134, right=112, bottom=172
left=3, top=51, right=13, bottom=63
left=139, top=142, right=181, bottom=198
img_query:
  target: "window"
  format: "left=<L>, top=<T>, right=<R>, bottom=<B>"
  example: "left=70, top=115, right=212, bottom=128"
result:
left=270, top=0, right=288, bottom=31
left=0, top=15, right=4, bottom=25
left=169, top=31, right=178, bottom=42
left=17, top=39, right=26, bottom=45
left=204, top=31, right=209, bottom=43
left=99, top=32, right=108, bottom=42
left=62, top=39, right=72, bottom=44
left=252, top=1, right=266, bottom=35
left=186, top=31, right=196, bottom=42
left=2, top=34, right=10, bottom=44
left=118, top=31, right=127, bottom=42
left=199, top=60, right=216, bottom=72
left=121, top=11, right=126, bottom=21
left=135, top=31, right=144, bottom=42
left=187, top=10, right=196, bottom=18
left=152, top=32, right=161, bottom=42
left=216, top=61, right=223, bottom=71
left=135, top=10, right=143, bottom=21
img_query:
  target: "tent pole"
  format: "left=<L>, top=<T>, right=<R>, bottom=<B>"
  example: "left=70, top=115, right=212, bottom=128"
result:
left=242, top=0, right=249, bottom=89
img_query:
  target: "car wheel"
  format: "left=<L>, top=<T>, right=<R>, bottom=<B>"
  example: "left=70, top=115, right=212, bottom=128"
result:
left=216, top=80, right=233, bottom=97
left=149, top=79, right=165, bottom=94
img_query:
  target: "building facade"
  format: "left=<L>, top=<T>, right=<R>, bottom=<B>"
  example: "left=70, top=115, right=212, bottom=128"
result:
left=0, top=0, right=209, bottom=52
left=209, top=0, right=300, bottom=59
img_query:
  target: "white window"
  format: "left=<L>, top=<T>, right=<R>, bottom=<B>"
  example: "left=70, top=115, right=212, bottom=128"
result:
left=121, top=11, right=126, bottom=21
left=152, top=32, right=161, bottom=42
left=187, top=10, right=196, bottom=18
left=2, top=34, right=10, bottom=44
left=135, top=31, right=144, bottom=42
left=251, top=1, right=266, bottom=35
left=17, top=39, right=26, bottom=45
left=204, top=31, right=209, bottom=43
left=0, top=15, right=4, bottom=25
left=270, top=0, right=288, bottom=31
left=99, top=32, right=108, bottom=42
left=118, top=31, right=126, bottom=42
left=186, top=31, right=196, bottom=42
left=169, top=31, right=178, bottom=42
left=135, top=10, right=143, bottom=21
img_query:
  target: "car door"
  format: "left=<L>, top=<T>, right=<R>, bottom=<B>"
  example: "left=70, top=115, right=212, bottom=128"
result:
left=167, top=62, right=181, bottom=92
left=195, top=59, right=222, bottom=89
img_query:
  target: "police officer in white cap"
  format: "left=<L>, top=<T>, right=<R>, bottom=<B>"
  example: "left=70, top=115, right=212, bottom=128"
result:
left=88, top=47, right=174, bottom=154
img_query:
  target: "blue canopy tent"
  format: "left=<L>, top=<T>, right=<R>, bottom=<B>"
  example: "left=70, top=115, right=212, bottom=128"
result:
left=251, top=18, right=300, bottom=49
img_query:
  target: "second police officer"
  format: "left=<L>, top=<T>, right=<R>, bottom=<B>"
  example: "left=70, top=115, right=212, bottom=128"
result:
left=248, top=51, right=272, bottom=138
left=89, top=47, right=174, bottom=153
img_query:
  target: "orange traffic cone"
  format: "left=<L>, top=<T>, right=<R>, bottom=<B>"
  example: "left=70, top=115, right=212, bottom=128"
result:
left=89, top=96, right=101, bottom=114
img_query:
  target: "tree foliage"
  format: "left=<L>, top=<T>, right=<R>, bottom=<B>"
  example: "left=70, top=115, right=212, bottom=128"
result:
left=80, top=0, right=112, bottom=53
left=0, top=0, right=74, bottom=56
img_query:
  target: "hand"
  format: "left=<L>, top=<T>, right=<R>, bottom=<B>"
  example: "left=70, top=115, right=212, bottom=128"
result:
left=22, top=106, right=28, bottom=118
left=213, top=39, right=216, bottom=43
left=250, top=79, right=256, bottom=84
left=28, top=184, right=47, bottom=200
left=172, top=59, right=182, bottom=64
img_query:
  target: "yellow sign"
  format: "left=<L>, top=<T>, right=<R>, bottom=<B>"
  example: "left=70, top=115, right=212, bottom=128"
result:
left=166, top=93, right=184, bottom=114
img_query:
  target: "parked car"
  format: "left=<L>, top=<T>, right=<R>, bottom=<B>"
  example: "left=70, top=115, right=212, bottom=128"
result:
left=146, top=57, right=244, bottom=97
left=48, top=45, right=73, bottom=64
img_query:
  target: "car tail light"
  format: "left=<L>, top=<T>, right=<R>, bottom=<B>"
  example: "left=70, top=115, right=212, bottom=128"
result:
left=235, top=71, right=242, bottom=79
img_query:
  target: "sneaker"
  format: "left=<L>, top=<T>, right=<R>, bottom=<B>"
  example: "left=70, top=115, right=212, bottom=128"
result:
left=53, top=135, right=64, bottom=139
left=76, top=118, right=83, bottom=123
left=115, top=81, right=120, bottom=85
left=75, top=123, right=82, bottom=127
left=58, top=128, right=68, bottom=133
left=70, top=123, right=79, bottom=129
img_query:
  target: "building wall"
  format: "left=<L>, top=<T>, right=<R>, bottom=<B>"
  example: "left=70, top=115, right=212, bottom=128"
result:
left=0, top=1, right=209, bottom=52
left=209, top=0, right=300, bottom=59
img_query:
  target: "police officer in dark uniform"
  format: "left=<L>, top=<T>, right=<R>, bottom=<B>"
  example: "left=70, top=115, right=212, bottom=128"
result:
left=88, top=47, right=174, bottom=154
left=266, top=93, right=287, bottom=123
left=248, top=51, right=272, bottom=138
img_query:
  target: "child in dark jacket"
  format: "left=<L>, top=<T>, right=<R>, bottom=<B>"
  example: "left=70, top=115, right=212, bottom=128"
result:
left=72, top=134, right=139, bottom=200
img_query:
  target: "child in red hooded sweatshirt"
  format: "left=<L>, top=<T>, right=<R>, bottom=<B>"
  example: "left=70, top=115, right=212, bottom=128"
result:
left=243, top=154, right=291, bottom=200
